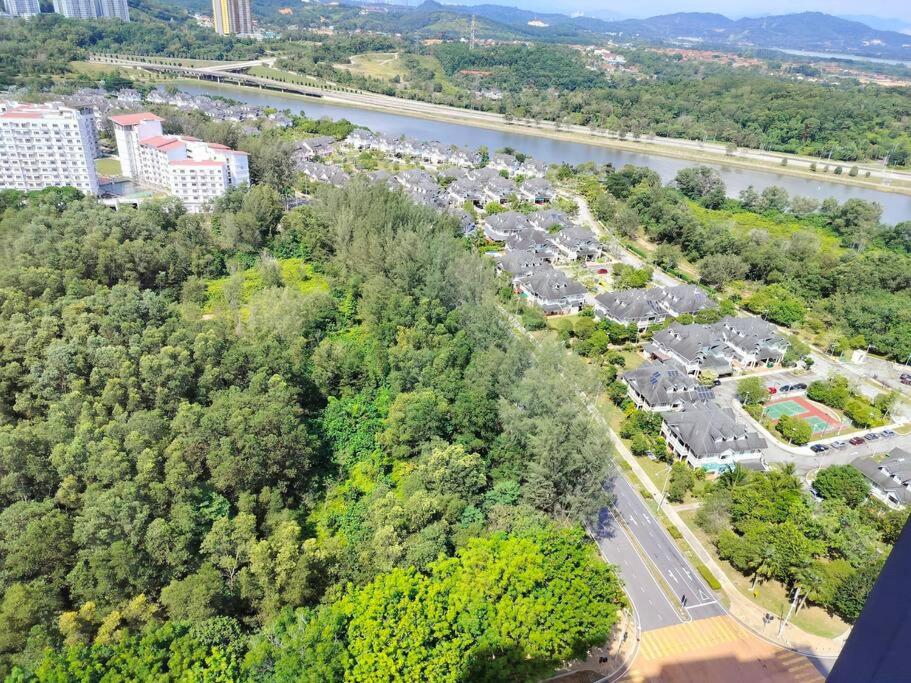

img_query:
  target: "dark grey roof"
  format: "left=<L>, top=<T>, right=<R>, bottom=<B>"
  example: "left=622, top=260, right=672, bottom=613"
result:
left=497, top=249, right=549, bottom=277
left=519, top=177, right=554, bottom=196
left=505, top=228, right=556, bottom=254
left=521, top=266, right=586, bottom=300
left=623, top=359, right=713, bottom=408
left=595, top=289, right=665, bottom=325
left=720, top=316, right=789, bottom=355
left=654, top=285, right=717, bottom=316
left=483, top=211, right=531, bottom=238
left=853, top=448, right=911, bottom=505
left=663, top=403, right=766, bottom=458
left=651, top=322, right=732, bottom=367
left=528, top=209, right=572, bottom=231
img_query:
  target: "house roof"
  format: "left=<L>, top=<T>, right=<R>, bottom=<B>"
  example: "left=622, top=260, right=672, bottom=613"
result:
left=521, top=266, right=586, bottom=300
left=110, top=112, right=164, bottom=126
left=596, top=288, right=665, bottom=324
left=528, top=209, right=572, bottom=231
left=853, top=449, right=911, bottom=505
left=663, top=403, right=766, bottom=458
left=497, top=249, right=548, bottom=276
left=654, top=285, right=717, bottom=316
left=623, top=359, right=714, bottom=408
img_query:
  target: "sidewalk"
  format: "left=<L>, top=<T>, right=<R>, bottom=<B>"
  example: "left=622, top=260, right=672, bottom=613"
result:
left=606, top=424, right=846, bottom=660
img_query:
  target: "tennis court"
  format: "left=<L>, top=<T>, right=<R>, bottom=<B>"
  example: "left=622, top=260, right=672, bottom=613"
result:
left=765, top=396, right=844, bottom=436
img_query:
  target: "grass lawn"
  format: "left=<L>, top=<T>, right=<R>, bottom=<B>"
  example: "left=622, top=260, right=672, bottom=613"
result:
left=95, top=157, right=122, bottom=177
left=336, top=52, right=406, bottom=80
left=680, top=509, right=850, bottom=639
left=205, top=257, right=328, bottom=316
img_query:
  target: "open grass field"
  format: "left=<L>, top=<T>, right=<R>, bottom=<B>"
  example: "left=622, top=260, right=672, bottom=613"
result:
left=336, top=52, right=407, bottom=80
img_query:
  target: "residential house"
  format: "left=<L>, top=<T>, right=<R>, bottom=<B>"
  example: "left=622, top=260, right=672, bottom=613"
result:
left=294, top=135, right=335, bottom=160
left=622, top=359, right=714, bottom=411
left=647, top=323, right=733, bottom=376
left=505, top=229, right=557, bottom=258
left=527, top=208, right=572, bottom=232
left=482, top=175, right=517, bottom=204
left=489, top=152, right=521, bottom=174
left=652, top=285, right=717, bottom=318
left=299, top=162, right=349, bottom=187
left=852, top=448, right=911, bottom=509
left=482, top=211, right=531, bottom=241
left=518, top=177, right=555, bottom=204
left=553, top=225, right=602, bottom=261
left=394, top=169, right=439, bottom=199
left=448, top=178, right=485, bottom=207
left=345, top=129, right=375, bottom=149
left=718, top=317, right=789, bottom=368
left=496, top=249, right=549, bottom=281
left=662, top=403, right=767, bottom=471
left=595, top=289, right=666, bottom=329
left=448, top=148, right=478, bottom=167
left=518, top=158, right=548, bottom=177
left=518, top=265, right=587, bottom=314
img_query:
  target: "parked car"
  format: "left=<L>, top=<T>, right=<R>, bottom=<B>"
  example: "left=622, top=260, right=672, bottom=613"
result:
left=901, top=374, right=911, bottom=386
left=881, top=429, right=897, bottom=438
left=830, top=440, right=848, bottom=449
left=864, top=432, right=880, bottom=441
left=810, top=444, right=829, bottom=453
left=712, top=379, right=722, bottom=387
left=793, top=383, right=807, bottom=391
left=767, top=386, right=778, bottom=395
left=849, top=436, right=866, bottom=446
left=645, top=450, right=657, bottom=461
left=779, top=385, right=793, bottom=393
left=596, top=268, right=609, bottom=275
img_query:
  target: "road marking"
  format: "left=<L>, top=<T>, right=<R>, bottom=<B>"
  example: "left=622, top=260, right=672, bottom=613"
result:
left=683, top=600, right=718, bottom=609
left=667, top=570, right=678, bottom=584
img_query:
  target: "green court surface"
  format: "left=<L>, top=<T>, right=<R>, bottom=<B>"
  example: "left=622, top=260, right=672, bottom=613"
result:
left=764, top=400, right=806, bottom=419
left=804, top=416, right=832, bottom=434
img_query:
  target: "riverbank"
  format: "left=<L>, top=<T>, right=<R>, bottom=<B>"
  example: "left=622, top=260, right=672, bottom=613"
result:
left=168, top=76, right=911, bottom=198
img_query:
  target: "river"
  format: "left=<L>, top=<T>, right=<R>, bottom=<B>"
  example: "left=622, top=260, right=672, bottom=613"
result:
left=182, top=82, right=911, bottom=224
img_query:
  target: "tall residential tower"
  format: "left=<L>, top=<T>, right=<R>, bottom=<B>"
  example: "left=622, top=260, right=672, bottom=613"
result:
left=2, top=0, right=41, bottom=17
left=0, top=102, right=100, bottom=195
left=52, top=0, right=129, bottom=20
left=212, top=0, right=252, bottom=36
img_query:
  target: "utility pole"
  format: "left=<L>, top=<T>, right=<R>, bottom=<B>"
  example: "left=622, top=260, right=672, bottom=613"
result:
left=778, top=586, right=801, bottom=637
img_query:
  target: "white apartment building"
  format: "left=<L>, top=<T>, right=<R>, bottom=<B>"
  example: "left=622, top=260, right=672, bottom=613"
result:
left=3, top=0, right=41, bottom=17
left=0, top=101, right=100, bottom=195
left=110, top=112, right=249, bottom=211
left=52, top=0, right=129, bottom=20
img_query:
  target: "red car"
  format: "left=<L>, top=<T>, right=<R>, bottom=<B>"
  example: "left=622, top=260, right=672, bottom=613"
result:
left=596, top=268, right=609, bottom=275
left=849, top=436, right=866, bottom=446
left=767, top=386, right=778, bottom=395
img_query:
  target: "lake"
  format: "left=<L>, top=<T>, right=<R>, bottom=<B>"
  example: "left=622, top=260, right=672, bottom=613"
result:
left=182, top=82, right=911, bottom=225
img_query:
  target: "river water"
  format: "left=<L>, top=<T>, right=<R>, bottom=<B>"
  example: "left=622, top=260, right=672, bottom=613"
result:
left=182, top=82, right=911, bottom=224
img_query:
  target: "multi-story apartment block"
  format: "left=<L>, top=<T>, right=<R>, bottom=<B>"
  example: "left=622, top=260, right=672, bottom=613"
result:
left=212, top=0, right=252, bottom=35
left=3, top=0, right=41, bottom=17
left=110, top=112, right=249, bottom=211
left=52, top=0, right=129, bottom=20
left=0, top=101, right=100, bottom=195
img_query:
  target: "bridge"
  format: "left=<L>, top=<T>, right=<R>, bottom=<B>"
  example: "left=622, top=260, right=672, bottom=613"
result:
left=88, top=55, right=326, bottom=98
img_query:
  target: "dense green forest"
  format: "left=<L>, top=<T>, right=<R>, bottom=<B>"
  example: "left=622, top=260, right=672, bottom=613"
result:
left=576, top=164, right=911, bottom=360
left=0, top=183, right=622, bottom=680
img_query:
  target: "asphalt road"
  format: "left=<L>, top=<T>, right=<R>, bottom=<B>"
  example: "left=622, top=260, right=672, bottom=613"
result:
left=593, top=474, right=725, bottom=632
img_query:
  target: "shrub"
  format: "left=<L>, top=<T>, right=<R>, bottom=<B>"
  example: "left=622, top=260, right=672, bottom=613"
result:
left=696, top=562, right=722, bottom=590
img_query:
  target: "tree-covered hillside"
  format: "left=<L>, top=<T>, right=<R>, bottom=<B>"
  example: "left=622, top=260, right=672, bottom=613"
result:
left=0, top=183, right=622, bottom=680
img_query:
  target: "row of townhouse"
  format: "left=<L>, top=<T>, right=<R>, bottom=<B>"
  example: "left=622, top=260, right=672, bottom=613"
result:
left=444, top=166, right=556, bottom=207
left=593, top=284, right=717, bottom=330
left=622, top=358, right=767, bottom=472
left=111, top=112, right=249, bottom=212
left=298, top=161, right=350, bottom=187
left=346, top=129, right=479, bottom=167
left=489, top=208, right=602, bottom=315
left=345, top=129, right=548, bottom=177
left=644, top=316, right=790, bottom=376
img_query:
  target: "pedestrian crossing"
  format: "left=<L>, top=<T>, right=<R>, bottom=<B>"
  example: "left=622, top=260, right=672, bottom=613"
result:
left=638, top=615, right=743, bottom=661
left=621, top=615, right=825, bottom=682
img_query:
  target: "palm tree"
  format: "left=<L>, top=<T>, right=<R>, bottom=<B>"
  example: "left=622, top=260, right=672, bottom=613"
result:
left=794, top=566, right=825, bottom=614
left=719, top=463, right=749, bottom=490
left=751, top=544, right=778, bottom=590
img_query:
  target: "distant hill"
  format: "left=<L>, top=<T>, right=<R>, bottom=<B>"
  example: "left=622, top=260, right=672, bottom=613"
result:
left=420, top=3, right=911, bottom=60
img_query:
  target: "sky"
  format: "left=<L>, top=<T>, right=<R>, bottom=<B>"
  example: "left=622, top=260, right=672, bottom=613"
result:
left=490, top=0, right=911, bottom=25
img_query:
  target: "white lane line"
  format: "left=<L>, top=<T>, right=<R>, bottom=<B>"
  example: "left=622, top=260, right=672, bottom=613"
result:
left=667, top=570, right=679, bottom=584
left=684, top=600, right=718, bottom=609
